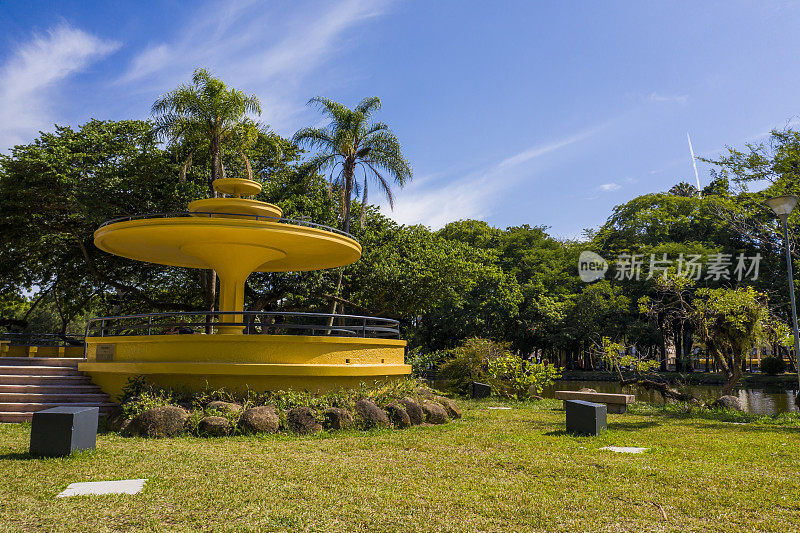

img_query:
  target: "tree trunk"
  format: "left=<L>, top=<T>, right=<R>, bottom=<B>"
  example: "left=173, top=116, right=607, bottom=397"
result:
left=327, top=159, right=356, bottom=328
left=341, top=158, right=355, bottom=234
left=722, top=358, right=743, bottom=396
left=204, top=139, right=221, bottom=331
left=684, top=327, right=694, bottom=372
left=658, top=314, right=667, bottom=371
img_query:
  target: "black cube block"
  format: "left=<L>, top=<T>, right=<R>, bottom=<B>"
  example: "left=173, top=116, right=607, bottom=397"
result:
left=470, top=382, right=491, bottom=399
left=30, top=406, right=98, bottom=457
left=565, top=400, right=606, bottom=436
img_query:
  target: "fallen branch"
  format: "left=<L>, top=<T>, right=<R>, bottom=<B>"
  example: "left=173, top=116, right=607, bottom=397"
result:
left=620, top=377, right=702, bottom=404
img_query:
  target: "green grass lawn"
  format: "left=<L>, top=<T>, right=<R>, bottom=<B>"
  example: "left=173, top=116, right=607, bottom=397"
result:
left=1, top=400, right=799, bottom=532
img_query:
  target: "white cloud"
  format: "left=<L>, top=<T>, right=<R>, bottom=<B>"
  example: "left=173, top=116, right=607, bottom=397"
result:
left=118, top=0, right=390, bottom=132
left=383, top=124, right=605, bottom=228
left=648, top=92, right=689, bottom=104
left=598, top=182, right=621, bottom=192
left=0, top=24, right=119, bottom=150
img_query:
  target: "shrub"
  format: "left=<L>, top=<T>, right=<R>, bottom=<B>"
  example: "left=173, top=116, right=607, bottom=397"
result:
left=760, top=356, right=787, bottom=375
left=437, top=338, right=509, bottom=395
left=406, top=347, right=451, bottom=378
left=487, top=353, right=561, bottom=400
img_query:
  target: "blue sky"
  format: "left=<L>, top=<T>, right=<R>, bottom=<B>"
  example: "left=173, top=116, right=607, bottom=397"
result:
left=1, top=1, right=799, bottom=237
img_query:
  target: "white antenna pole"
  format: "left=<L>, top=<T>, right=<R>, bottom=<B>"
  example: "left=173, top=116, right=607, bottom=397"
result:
left=687, top=132, right=701, bottom=196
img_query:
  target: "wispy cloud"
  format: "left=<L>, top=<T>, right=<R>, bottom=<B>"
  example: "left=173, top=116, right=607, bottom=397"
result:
left=383, top=124, right=606, bottom=228
left=118, top=0, right=390, bottom=131
left=648, top=92, right=689, bottom=104
left=0, top=24, right=119, bottom=151
left=598, top=182, right=621, bottom=192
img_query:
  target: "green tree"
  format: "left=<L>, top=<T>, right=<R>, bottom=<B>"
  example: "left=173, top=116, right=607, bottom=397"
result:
left=151, top=68, right=262, bottom=314
left=0, top=120, right=201, bottom=331
left=692, top=287, right=772, bottom=395
left=292, top=96, right=411, bottom=318
left=0, top=119, right=308, bottom=333
left=152, top=68, right=262, bottom=188
left=292, top=96, right=411, bottom=233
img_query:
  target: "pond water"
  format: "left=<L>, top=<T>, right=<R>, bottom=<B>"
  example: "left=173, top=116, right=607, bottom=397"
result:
left=543, top=380, right=799, bottom=416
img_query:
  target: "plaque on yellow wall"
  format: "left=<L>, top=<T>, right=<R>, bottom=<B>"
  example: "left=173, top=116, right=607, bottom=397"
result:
left=96, top=344, right=115, bottom=361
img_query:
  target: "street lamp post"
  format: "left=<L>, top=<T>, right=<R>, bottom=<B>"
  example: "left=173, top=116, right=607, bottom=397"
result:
left=765, top=195, right=800, bottom=401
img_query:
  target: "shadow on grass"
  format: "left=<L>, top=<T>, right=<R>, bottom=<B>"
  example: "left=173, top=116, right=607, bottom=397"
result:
left=608, top=420, right=659, bottom=431
left=686, top=421, right=800, bottom=434
left=542, top=420, right=658, bottom=437
left=629, top=403, right=800, bottom=428
left=0, top=452, right=33, bottom=461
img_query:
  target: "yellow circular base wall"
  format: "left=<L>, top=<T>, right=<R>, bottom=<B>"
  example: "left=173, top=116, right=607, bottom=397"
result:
left=79, top=334, right=410, bottom=399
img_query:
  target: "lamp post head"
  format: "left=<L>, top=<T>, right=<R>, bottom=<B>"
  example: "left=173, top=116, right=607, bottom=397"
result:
left=766, top=195, right=799, bottom=218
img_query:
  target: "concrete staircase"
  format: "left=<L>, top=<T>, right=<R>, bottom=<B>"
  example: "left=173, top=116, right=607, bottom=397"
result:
left=0, top=358, right=116, bottom=423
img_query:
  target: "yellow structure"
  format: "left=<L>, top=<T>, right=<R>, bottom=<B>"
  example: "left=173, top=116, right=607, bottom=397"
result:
left=0, top=342, right=83, bottom=358
left=79, top=177, right=410, bottom=397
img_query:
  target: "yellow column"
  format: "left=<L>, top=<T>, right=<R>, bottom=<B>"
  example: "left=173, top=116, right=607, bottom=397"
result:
left=180, top=242, right=286, bottom=334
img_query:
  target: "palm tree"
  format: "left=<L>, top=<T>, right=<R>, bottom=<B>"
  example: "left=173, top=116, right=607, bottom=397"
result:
left=151, top=68, right=262, bottom=317
left=293, top=96, right=411, bottom=233
left=152, top=68, right=262, bottom=194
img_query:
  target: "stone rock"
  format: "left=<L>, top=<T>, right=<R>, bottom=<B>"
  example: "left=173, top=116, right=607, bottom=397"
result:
left=399, top=397, right=424, bottom=425
left=103, top=408, right=128, bottom=433
left=207, top=401, right=242, bottom=414
left=287, top=407, right=322, bottom=434
left=198, top=416, right=232, bottom=437
left=354, top=399, right=391, bottom=429
left=421, top=401, right=449, bottom=424
left=238, top=405, right=280, bottom=434
left=384, top=403, right=411, bottom=428
left=579, top=388, right=597, bottom=393
left=434, top=395, right=462, bottom=419
left=323, top=408, right=353, bottom=430
left=125, top=406, right=189, bottom=438
left=713, top=395, right=743, bottom=412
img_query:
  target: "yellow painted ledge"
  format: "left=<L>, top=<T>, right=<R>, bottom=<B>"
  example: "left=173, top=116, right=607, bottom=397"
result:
left=78, top=362, right=412, bottom=377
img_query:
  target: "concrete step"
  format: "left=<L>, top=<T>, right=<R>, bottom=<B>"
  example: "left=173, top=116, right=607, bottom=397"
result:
left=0, top=393, right=109, bottom=403
left=0, top=410, right=111, bottom=423
left=0, top=357, right=83, bottom=368
left=0, top=365, right=82, bottom=376
left=0, top=375, right=92, bottom=385
left=0, top=402, right=116, bottom=413
left=0, top=384, right=102, bottom=394
left=0, top=412, right=33, bottom=423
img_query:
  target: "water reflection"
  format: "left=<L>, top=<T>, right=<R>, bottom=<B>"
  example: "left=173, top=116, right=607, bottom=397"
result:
left=543, top=380, right=799, bottom=416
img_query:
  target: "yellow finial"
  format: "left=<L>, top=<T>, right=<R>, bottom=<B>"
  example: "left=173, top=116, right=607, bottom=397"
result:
left=212, top=178, right=262, bottom=197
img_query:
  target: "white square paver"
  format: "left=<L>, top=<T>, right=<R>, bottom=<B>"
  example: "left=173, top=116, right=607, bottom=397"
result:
left=57, top=479, right=148, bottom=498
left=599, top=446, right=648, bottom=454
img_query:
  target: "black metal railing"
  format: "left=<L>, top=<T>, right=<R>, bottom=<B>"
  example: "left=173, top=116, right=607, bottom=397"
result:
left=0, top=333, right=86, bottom=347
left=97, top=212, right=355, bottom=239
left=85, top=311, right=400, bottom=339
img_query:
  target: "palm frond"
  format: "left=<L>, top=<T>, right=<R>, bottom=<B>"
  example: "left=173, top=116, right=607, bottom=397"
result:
left=307, top=96, right=350, bottom=124
left=297, top=95, right=412, bottom=227
left=355, top=96, right=381, bottom=119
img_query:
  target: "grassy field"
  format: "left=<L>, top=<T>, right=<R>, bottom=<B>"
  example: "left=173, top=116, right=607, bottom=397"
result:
left=1, top=400, right=799, bottom=532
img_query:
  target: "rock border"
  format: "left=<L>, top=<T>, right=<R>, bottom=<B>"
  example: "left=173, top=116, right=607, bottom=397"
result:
left=117, top=395, right=462, bottom=438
